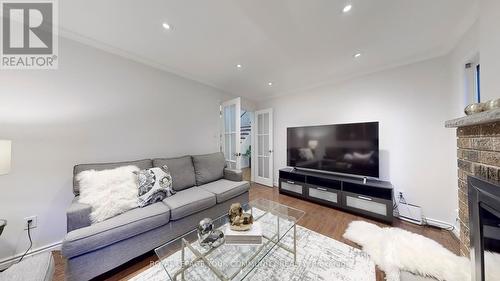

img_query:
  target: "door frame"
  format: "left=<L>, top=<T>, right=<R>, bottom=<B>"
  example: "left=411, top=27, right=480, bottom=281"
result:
left=252, top=108, right=273, bottom=187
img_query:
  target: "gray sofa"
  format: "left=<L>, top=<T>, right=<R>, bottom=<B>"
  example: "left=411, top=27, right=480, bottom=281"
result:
left=61, top=152, right=250, bottom=281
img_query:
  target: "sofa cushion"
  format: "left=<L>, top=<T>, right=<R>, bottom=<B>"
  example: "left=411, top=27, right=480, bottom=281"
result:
left=62, top=202, right=170, bottom=259
left=162, top=187, right=216, bottom=220
left=153, top=156, right=196, bottom=191
left=192, top=152, right=225, bottom=185
left=73, top=159, right=152, bottom=195
left=199, top=179, right=250, bottom=203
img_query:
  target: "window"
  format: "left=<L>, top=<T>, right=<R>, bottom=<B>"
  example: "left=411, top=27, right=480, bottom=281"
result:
left=475, top=64, right=481, bottom=102
left=465, top=55, right=480, bottom=104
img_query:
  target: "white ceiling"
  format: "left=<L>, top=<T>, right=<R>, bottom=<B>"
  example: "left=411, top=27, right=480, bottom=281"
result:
left=59, top=0, right=478, bottom=101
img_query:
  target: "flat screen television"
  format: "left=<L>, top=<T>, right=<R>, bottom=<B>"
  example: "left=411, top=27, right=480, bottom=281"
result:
left=287, top=122, right=379, bottom=178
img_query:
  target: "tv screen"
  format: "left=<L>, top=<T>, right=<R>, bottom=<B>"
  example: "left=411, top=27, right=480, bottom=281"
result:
left=287, top=122, right=379, bottom=178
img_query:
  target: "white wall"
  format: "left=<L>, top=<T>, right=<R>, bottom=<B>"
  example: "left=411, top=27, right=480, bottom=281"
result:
left=480, top=0, right=500, bottom=101
left=0, top=38, right=230, bottom=263
left=257, top=56, right=459, bottom=225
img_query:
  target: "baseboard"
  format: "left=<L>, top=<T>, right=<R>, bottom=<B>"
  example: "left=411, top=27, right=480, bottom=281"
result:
left=424, top=217, right=455, bottom=230
left=0, top=241, right=62, bottom=271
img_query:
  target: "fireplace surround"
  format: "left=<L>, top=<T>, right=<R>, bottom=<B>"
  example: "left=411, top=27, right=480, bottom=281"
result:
left=468, top=176, right=500, bottom=281
left=446, top=108, right=500, bottom=257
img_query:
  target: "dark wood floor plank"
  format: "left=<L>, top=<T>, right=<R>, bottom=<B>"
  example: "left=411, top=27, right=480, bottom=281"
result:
left=52, top=182, right=459, bottom=281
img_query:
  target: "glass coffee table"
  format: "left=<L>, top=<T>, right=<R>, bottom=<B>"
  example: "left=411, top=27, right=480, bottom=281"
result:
left=154, top=198, right=305, bottom=281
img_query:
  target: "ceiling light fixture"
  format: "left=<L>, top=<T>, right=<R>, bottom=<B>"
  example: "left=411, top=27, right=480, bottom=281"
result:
left=268, top=82, right=273, bottom=86
left=342, top=4, right=352, bottom=13
left=162, top=22, right=171, bottom=30
left=353, top=52, right=362, bottom=58
left=236, top=64, right=242, bottom=68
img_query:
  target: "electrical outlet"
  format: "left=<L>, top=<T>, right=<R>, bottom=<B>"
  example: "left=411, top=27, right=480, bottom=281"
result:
left=24, top=216, right=37, bottom=230
left=398, top=190, right=406, bottom=201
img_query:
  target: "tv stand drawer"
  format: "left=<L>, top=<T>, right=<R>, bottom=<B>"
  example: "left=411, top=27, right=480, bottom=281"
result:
left=280, top=180, right=304, bottom=195
left=343, top=191, right=392, bottom=222
left=307, top=185, right=340, bottom=206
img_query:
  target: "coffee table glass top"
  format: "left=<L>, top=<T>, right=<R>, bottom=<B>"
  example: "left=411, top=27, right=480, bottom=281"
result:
left=154, top=198, right=305, bottom=281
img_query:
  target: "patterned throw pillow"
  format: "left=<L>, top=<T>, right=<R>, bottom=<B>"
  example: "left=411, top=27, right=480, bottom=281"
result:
left=135, top=165, right=175, bottom=207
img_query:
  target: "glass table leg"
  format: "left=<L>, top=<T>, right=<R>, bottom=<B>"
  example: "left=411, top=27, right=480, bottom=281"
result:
left=293, top=223, right=297, bottom=265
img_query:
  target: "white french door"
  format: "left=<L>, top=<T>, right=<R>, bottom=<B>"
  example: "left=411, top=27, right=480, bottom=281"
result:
left=221, top=97, right=241, bottom=170
left=254, top=108, right=273, bottom=186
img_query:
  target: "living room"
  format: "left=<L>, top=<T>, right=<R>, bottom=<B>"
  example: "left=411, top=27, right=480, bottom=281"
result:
left=0, top=1, right=499, bottom=281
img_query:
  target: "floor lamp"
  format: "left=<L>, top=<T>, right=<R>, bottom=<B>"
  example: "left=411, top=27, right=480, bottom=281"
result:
left=0, top=140, right=12, bottom=236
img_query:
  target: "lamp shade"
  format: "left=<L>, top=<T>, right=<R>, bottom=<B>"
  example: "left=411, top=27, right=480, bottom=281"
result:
left=0, top=140, right=11, bottom=175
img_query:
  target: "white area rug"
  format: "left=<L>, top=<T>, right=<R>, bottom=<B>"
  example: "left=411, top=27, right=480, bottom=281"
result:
left=343, top=220, right=500, bottom=281
left=131, top=225, right=375, bottom=281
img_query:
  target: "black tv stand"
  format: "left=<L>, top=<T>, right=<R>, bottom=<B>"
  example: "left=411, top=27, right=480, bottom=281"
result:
left=279, top=168, right=394, bottom=223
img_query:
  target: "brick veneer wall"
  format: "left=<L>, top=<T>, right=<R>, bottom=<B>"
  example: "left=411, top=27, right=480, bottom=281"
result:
left=456, top=122, right=500, bottom=256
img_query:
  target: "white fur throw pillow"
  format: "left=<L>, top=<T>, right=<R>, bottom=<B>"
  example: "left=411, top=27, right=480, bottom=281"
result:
left=77, top=165, right=140, bottom=224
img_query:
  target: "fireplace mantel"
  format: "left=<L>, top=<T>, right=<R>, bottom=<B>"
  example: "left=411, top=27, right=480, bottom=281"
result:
left=445, top=108, right=500, bottom=128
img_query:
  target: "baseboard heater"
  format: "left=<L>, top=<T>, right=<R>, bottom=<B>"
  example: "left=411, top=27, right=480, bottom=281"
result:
left=397, top=202, right=423, bottom=225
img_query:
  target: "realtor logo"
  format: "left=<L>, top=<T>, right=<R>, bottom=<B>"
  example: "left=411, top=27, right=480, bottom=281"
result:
left=1, top=0, right=58, bottom=69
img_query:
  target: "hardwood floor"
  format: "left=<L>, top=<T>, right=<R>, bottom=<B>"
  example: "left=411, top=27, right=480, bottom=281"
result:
left=53, top=183, right=459, bottom=281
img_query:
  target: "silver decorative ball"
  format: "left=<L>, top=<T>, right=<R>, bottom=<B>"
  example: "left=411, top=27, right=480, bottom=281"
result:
left=197, top=218, right=214, bottom=241
left=485, top=98, right=500, bottom=111
left=464, top=103, right=486, bottom=115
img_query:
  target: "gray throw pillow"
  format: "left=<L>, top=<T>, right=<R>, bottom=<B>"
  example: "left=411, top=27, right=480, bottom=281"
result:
left=135, top=166, right=175, bottom=207
left=192, top=152, right=225, bottom=185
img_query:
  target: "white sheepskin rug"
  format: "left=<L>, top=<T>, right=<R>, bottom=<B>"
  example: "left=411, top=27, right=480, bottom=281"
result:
left=77, top=165, right=139, bottom=223
left=343, top=220, right=473, bottom=281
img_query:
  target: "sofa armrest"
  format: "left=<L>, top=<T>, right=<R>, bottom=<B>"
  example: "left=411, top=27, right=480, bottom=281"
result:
left=67, top=197, right=92, bottom=232
left=223, top=168, right=243, bottom=181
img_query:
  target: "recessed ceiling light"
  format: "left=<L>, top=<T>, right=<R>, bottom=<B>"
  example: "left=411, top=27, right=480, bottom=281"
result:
left=353, top=52, right=362, bottom=58
left=236, top=64, right=242, bottom=68
left=268, top=82, right=273, bottom=86
left=162, top=22, right=171, bottom=30
left=342, top=4, right=352, bottom=13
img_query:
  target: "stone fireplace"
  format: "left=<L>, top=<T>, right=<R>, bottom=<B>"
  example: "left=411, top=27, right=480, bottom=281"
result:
left=446, top=108, right=500, bottom=256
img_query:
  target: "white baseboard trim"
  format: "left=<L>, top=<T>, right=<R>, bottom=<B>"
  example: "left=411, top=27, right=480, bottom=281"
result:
left=0, top=241, right=62, bottom=271
left=424, top=217, right=456, bottom=230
